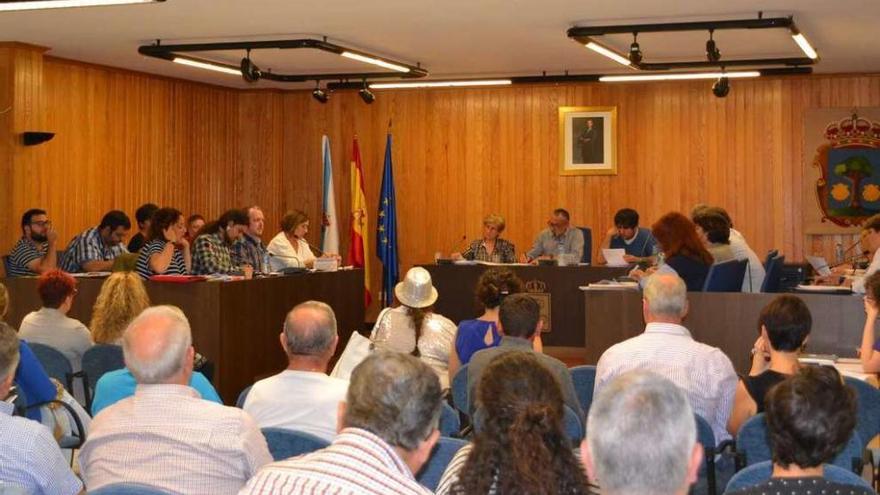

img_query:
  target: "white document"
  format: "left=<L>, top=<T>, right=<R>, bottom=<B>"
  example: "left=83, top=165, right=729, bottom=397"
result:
left=805, top=255, right=832, bottom=276
left=602, top=248, right=628, bottom=267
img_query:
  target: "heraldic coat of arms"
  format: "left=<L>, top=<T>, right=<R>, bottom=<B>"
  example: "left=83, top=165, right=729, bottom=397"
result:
left=813, top=113, right=880, bottom=227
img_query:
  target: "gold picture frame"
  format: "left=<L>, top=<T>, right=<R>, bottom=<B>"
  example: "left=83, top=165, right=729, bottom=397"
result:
left=558, top=106, right=618, bottom=176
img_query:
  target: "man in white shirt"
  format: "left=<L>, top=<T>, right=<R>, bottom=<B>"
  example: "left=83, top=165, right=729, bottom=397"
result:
left=0, top=324, right=82, bottom=495
left=243, top=300, right=348, bottom=442
left=79, top=305, right=272, bottom=494
left=595, top=273, right=737, bottom=442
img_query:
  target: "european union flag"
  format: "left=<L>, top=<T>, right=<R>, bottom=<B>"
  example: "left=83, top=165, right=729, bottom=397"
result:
left=376, top=133, right=399, bottom=307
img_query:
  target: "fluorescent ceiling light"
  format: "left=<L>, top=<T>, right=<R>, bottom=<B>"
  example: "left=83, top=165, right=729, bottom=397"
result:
left=585, top=42, right=632, bottom=67
left=370, top=80, right=513, bottom=89
left=0, top=0, right=157, bottom=11
left=791, top=33, right=819, bottom=60
left=600, top=71, right=761, bottom=82
left=340, top=52, right=410, bottom=73
left=172, top=57, right=240, bottom=76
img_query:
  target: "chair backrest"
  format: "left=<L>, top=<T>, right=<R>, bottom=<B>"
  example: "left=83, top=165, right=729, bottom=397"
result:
left=451, top=364, right=469, bottom=415
left=28, top=343, right=74, bottom=392
left=416, top=437, right=468, bottom=491
left=261, top=427, right=330, bottom=461
left=578, top=227, right=592, bottom=264
left=763, top=250, right=779, bottom=269
left=87, top=482, right=176, bottom=495
left=736, top=413, right=863, bottom=471
left=439, top=402, right=461, bottom=437
left=563, top=404, right=584, bottom=443
left=1, top=255, right=10, bottom=277
left=724, top=461, right=872, bottom=493
left=703, top=258, right=748, bottom=292
left=694, top=414, right=716, bottom=466
left=569, top=365, right=597, bottom=415
left=236, top=385, right=252, bottom=408
left=844, top=376, right=880, bottom=451
left=82, top=344, right=125, bottom=391
left=761, top=255, right=785, bottom=293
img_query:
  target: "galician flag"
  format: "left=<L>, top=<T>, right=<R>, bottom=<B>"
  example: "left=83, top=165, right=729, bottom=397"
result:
left=321, top=135, right=339, bottom=255
left=348, top=137, right=371, bottom=307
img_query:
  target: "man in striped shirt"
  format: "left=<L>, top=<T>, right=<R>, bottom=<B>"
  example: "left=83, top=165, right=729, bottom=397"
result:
left=594, top=273, right=738, bottom=442
left=6, top=209, right=58, bottom=277
left=60, top=210, right=131, bottom=273
left=241, top=351, right=443, bottom=495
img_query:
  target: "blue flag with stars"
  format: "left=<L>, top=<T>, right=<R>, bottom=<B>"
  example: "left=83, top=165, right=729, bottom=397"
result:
left=377, top=133, right=399, bottom=307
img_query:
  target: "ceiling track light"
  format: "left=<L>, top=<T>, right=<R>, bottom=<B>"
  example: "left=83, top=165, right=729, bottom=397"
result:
left=712, top=76, right=730, bottom=97
left=706, top=30, right=721, bottom=63
left=629, top=33, right=642, bottom=64
left=139, top=37, right=428, bottom=83
left=311, top=82, right=329, bottom=103
left=240, top=50, right=262, bottom=83
left=568, top=15, right=819, bottom=71
left=0, top=0, right=163, bottom=11
left=358, top=82, right=375, bottom=104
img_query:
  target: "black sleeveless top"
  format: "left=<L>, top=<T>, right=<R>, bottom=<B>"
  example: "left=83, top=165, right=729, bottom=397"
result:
left=743, top=370, right=788, bottom=413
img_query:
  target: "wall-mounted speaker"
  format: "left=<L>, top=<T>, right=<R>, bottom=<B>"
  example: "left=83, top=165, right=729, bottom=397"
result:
left=22, top=132, right=55, bottom=146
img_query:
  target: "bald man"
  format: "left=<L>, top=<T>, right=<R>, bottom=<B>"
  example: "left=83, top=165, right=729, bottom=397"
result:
left=79, top=306, right=271, bottom=495
left=594, top=273, right=737, bottom=442
left=243, top=301, right=348, bottom=442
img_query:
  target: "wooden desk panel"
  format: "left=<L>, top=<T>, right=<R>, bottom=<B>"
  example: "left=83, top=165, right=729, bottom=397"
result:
left=424, top=264, right=629, bottom=347
left=2, top=271, right=365, bottom=403
left=583, top=291, right=865, bottom=373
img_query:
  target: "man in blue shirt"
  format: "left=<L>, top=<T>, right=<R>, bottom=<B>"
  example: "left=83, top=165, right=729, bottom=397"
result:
left=0, top=322, right=82, bottom=494
left=91, top=367, right=221, bottom=416
left=597, top=208, right=657, bottom=265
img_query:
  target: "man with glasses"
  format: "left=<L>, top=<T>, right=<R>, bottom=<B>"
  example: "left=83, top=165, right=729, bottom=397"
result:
left=522, top=208, right=585, bottom=263
left=6, top=209, right=58, bottom=277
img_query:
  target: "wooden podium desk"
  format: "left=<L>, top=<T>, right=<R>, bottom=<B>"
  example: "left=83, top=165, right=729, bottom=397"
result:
left=582, top=290, right=865, bottom=374
left=2, top=270, right=365, bottom=403
left=423, top=264, right=629, bottom=348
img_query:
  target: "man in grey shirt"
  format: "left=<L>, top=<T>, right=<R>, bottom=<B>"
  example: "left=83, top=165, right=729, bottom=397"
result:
left=523, top=208, right=585, bottom=262
left=467, top=294, right=584, bottom=422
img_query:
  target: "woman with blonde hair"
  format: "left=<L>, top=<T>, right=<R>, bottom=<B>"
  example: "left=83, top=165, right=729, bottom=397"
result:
left=452, top=214, right=517, bottom=263
left=90, top=272, right=151, bottom=345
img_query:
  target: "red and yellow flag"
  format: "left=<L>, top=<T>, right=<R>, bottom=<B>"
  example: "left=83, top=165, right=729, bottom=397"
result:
left=348, top=137, right=372, bottom=307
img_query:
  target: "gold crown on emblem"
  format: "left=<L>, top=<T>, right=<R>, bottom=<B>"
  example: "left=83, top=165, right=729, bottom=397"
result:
left=825, top=114, right=880, bottom=147
left=525, top=279, right=547, bottom=293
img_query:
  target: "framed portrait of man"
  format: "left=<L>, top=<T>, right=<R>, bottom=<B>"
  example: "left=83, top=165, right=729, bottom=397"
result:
left=558, top=106, right=618, bottom=176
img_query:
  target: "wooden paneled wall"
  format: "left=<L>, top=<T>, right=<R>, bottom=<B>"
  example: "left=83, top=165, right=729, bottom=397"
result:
left=2, top=49, right=879, bottom=316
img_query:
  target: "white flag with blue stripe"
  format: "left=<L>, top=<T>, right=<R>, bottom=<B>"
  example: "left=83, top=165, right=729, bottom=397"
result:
left=321, top=135, right=340, bottom=254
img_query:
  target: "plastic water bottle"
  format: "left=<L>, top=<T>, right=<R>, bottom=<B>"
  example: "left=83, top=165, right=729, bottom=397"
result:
left=557, top=242, right=566, bottom=266
left=262, top=251, right=271, bottom=274
left=835, top=242, right=845, bottom=265
left=657, top=252, right=666, bottom=267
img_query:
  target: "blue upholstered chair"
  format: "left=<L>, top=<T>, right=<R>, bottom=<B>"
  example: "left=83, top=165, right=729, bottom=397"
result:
left=28, top=343, right=77, bottom=395
left=416, top=437, right=468, bottom=491
left=724, top=461, right=872, bottom=493
left=451, top=364, right=469, bottom=416
left=578, top=227, right=592, bottom=264
left=261, top=427, right=330, bottom=461
left=235, top=385, right=252, bottom=408
left=569, top=365, right=597, bottom=416
left=703, top=259, right=748, bottom=292
left=439, top=402, right=461, bottom=437
left=736, top=413, right=863, bottom=472
left=87, top=483, right=176, bottom=494
left=562, top=405, right=584, bottom=443
left=81, top=344, right=125, bottom=410
left=761, top=254, right=785, bottom=293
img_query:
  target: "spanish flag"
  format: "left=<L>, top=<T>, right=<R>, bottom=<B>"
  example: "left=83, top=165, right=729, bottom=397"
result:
left=348, top=137, right=372, bottom=307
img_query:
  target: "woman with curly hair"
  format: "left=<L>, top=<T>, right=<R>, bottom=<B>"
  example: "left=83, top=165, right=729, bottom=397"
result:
left=90, top=272, right=151, bottom=345
left=447, top=267, right=525, bottom=381
left=436, top=351, right=591, bottom=495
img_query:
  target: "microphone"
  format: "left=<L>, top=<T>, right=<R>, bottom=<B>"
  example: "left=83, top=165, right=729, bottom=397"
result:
left=450, top=234, right=467, bottom=254
left=307, top=242, right=325, bottom=257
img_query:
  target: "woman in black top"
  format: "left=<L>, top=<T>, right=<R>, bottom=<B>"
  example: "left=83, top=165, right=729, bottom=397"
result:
left=727, top=295, right=812, bottom=436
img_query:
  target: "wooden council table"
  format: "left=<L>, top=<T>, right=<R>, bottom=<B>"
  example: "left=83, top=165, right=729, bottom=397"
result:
left=2, top=270, right=365, bottom=403
left=582, top=289, right=866, bottom=373
left=424, top=264, right=630, bottom=348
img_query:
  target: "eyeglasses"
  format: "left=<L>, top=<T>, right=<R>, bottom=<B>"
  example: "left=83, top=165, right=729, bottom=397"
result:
left=31, top=220, right=51, bottom=227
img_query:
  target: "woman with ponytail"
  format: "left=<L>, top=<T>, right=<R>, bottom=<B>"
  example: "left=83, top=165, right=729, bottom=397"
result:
left=370, top=267, right=456, bottom=389
left=436, top=351, right=592, bottom=495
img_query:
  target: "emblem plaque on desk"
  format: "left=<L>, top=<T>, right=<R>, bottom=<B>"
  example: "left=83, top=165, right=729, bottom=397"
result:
left=525, top=279, right=551, bottom=333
